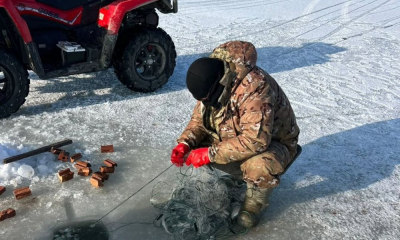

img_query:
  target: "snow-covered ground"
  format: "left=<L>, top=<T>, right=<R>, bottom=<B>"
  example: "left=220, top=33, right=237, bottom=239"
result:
left=1, top=0, right=399, bottom=239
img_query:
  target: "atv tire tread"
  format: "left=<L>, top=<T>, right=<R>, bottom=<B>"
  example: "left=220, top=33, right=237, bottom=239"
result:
left=0, top=49, right=30, bottom=119
left=113, top=28, right=176, bottom=92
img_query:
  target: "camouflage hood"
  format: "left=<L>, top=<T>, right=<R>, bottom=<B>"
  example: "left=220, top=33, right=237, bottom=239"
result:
left=209, top=41, right=258, bottom=107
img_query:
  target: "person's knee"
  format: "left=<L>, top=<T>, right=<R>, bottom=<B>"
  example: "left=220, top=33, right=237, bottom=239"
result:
left=210, top=162, right=243, bottom=180
left=240, top=157, right=280, bottom=188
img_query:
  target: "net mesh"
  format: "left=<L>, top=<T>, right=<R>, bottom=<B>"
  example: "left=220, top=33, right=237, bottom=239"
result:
left=151, top=166, right=247, bottom=240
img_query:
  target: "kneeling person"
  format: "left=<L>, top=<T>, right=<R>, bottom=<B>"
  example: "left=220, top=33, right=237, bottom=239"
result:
left=171, top=41, right=300, bottom=229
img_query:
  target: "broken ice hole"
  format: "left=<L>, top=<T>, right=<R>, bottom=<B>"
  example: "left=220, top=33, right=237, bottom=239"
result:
left=52, top=220, right=109, bottom=240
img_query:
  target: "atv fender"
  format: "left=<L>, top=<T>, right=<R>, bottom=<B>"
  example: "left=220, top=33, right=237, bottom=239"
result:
left=0, top=0, right=32, bottom=43
left=98, top=0, right=158, bottom=35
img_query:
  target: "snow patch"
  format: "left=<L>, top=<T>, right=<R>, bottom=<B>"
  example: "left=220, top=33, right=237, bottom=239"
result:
left=0, top=143, right=64, bottom=186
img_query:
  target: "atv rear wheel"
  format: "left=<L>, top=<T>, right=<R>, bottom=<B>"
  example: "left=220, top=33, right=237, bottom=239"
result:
left=0, top=49, right=29, bottom=119
left=114, top=28, right=176, bottom=92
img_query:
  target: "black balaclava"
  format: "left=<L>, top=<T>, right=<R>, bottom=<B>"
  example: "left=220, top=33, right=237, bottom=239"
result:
left=186, top=58, right=225, bottom=108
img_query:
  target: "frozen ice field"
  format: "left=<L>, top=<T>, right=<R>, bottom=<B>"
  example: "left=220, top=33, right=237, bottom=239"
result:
left=0, top=0, right=399, bottom=239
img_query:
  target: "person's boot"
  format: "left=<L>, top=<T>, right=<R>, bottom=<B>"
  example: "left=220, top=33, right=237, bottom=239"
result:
left=237, top=185, right=273, bottom=228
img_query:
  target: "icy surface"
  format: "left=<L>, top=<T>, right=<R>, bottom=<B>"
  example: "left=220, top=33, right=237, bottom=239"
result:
left=0, top=0, right=399, bottom=239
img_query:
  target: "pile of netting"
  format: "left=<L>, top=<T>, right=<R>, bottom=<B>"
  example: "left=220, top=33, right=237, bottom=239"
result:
left=151, top=166, right=247, bottom=240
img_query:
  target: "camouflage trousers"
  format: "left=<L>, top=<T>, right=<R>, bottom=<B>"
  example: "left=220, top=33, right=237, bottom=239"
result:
left=202, top=140, right=294, bottom=188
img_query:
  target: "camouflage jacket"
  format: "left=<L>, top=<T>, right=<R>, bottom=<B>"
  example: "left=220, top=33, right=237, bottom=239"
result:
left=178, top=41, right=300, bottom=164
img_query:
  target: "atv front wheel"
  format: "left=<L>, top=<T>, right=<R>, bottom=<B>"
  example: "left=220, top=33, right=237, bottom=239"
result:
left=0, top=49, right=29, bottom=119
left=114, top=28, right=176, bottom=92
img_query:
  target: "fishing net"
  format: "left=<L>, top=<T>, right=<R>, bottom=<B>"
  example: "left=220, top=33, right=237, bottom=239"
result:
left=151, top=166, right=247, bottom=240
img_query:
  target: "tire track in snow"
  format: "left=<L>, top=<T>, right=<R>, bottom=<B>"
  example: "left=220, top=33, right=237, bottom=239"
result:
left=288, top=0, right=379, bottom=40
left=180, top=0, right=275, bottom=9
left=178, top=0, right=391, bottom=52
left=309, top=0, right=368, bottom=22
left=179, top=0, right=257, bottom=9
left=348, top=0, right=399, bottom=14
left=230, top=0, right=368, bottom=44
left=208, top=0, right=365, bottom=48
left=302, top=0, right=321, bottom=17
left=180, top=0, right=292, bottom=15
left=369, top=0, right=400, bottom=15
left=180, top=0, right=234, bottom=5
left=273, top=0, right=392, bottom=58
left=335, top=14, right=400, bottom=41
left=179, top=0, right=265, bottom=6
left=384, top=20, right=400, bottom=28
left=256, top=0, right=356, bottom=30
left=371, top=5, right=400, bottom=14
left=342, top=0, right=351, bottom=22
left=179, top=0, right=357, bottom=49
left=377, top=14, right=400, bottom=24
left=316, top=0, right=392, bottom=41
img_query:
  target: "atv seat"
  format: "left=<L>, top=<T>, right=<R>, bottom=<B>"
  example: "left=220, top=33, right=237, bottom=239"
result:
left=37, top=0, right=101, bottom=11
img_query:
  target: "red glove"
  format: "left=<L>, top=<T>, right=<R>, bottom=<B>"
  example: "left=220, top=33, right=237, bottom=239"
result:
left=186, top=147, right=211, bottom=168
left=171, top=143, right=190, bottom=167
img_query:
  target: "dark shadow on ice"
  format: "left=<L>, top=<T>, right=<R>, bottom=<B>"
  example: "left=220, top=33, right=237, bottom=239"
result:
left=263, top=118, right=400, bottom=223
left=52, top=219, right=109, bottom=240
left=15, top=42, right=345, bottom=117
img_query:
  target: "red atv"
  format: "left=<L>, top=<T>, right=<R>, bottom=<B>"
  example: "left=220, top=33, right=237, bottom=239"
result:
left=0, top=0, right=177, bottom=118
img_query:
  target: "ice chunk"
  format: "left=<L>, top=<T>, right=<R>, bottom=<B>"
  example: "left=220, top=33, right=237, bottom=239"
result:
left=37, top=165, right=49, bottom=174
left=0, top=148, right=9, bottom=160
left=0, top=167, right=11, bottom=181
left=0, top=163, right=12, bottom=179
left=10, top=179, right=18, bottom=187
left=11, top=165, right=20, bottom=175
left=3, top=145, right=18, bottom=157
left=17, top=164, right=35, bottom=179
left=38, top=152, right=55, bottom=164
left=16, top=176, right=22, bottom=184
left=10, top=176, right=22, bottom=187
left=84, top=150, right=91, bottom=155
left=21, top=156, right=37, bottom=168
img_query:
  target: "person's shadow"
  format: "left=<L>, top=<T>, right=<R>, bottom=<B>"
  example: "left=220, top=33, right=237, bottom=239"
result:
left=262, top=118, right=400, bottom=223
left=95, top=119, right=399, bottom=239
left=15, top=42, right=345, bottom=117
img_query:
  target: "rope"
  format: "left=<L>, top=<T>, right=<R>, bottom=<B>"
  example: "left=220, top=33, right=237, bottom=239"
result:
left=95, top=164, right=174, bottom=224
